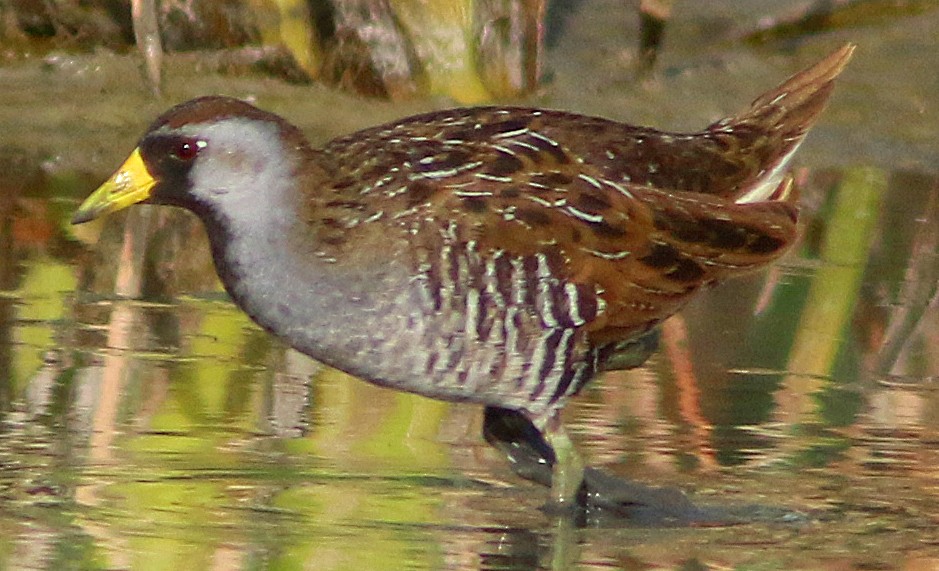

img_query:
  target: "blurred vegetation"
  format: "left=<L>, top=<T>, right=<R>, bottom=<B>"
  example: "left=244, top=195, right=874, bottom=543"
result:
left=2, top=0, right=937, bottom=104
left=743, top=0, right=939, bottom=43
left=0, top=0, right=546, bottom=103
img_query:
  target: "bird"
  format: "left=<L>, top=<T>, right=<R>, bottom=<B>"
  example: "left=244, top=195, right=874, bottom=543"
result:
left=72, top=44, right=854, bottom=516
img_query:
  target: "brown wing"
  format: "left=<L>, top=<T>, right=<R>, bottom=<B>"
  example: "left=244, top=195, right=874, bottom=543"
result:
left=313, top=107, right=798, bottom=355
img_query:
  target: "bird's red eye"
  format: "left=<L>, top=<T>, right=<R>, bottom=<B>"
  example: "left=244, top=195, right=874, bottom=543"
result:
left=173, top=138, right=205, bottom=161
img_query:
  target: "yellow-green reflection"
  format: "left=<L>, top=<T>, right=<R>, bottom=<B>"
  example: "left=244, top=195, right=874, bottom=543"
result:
left=782, top=167, right=888, bottom=418
left=70, top=293, right=456, bottom=570
left=11, top=258, right=76, bottom=395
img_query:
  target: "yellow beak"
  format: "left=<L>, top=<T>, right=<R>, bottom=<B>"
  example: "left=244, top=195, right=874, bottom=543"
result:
left=72, top=148, right=156, bottom=224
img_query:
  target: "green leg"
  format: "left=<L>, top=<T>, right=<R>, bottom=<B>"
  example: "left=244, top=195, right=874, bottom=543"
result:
left=542, top=412, right=585, bottom=509
left=549, top=511, right=579, bottom=570
left=483, top=405, right=715, bottom=525
left=483, top=406, right=585, bottom=509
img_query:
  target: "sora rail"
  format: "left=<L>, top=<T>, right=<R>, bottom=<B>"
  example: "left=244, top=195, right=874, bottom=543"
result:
left=73, top=44, right=854, bottom=515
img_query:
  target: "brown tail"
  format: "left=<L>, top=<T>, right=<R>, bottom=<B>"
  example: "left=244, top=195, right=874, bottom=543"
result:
left=728, top=43, right=856, bottom=204
left=738, top=43, right=855, bottom=137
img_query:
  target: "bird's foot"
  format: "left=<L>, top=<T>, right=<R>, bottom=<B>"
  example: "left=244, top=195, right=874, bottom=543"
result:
left=483, top=405, right=801, bottom=527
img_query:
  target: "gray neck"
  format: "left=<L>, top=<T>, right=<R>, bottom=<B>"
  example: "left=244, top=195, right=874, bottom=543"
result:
left=205, top=209, right=341, bottom=353
left=176, top=116, right=424, bottom=386
left=200, top=202, right=420, bottom=386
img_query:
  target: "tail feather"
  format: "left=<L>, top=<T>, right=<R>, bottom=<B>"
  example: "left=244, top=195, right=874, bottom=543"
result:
left=725, top=43, right=855, bottom=204
left=741, top=43, right=856, bottom=135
